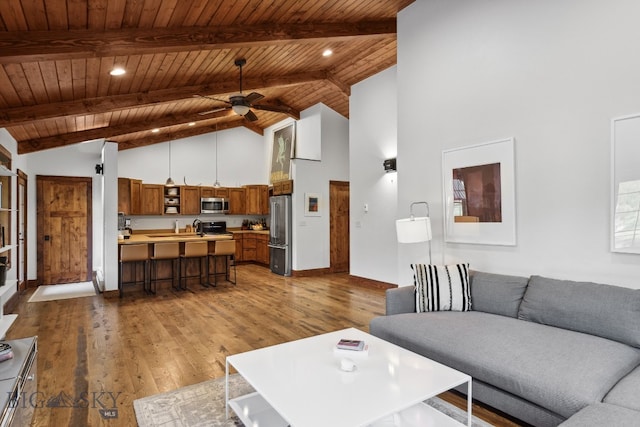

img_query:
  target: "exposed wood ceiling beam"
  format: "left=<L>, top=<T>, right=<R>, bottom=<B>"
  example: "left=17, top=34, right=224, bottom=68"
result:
left=0, top=71, right=325, bottom=127
left=18, top=111, right=233, bottom=154
left=0, top=20, right=396, bottom=63
left=18, top=98, right=299, bottom=154
left=115, top=118, right=251, bottom=151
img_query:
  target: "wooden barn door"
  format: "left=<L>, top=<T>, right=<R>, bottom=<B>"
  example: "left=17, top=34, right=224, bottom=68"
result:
left=37, top=176, right=92, bottom=285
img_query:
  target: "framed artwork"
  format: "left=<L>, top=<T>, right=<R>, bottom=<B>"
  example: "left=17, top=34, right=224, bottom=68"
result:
left=304, top=193, right=321, bottom=216
left=270, top=122, right=296, bottom=183
left=611, top=113, right=640, bottom=253
left=442, top=137, right=516, bottom=245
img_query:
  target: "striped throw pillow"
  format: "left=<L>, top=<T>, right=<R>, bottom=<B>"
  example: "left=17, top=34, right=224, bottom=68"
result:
left=411, top=263, right=472, bottom=312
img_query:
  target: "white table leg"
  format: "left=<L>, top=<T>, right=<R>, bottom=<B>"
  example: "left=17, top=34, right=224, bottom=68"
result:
left=225, top=359, right=230, bottom=419
left=467, top=379, right=473, bottom=427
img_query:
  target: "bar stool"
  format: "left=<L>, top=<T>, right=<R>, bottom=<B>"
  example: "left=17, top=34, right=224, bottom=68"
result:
left=149, top=242, right=180, bottom=293
left=118, top=244, right=149, bottom=298
left=208, top=240, right=237, bottom=286
left=180, top=241, right=209, bottom=290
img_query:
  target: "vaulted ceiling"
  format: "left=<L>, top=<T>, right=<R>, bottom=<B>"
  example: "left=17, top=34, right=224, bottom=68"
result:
left=0, top=0, right=413, bottom=154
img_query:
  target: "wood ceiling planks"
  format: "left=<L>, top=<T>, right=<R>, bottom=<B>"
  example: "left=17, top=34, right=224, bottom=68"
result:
left=0, top=0, right=413, bottom=153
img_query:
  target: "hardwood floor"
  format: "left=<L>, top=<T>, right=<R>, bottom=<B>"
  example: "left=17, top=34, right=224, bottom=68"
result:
left=8, top=264, right=524, bottom=426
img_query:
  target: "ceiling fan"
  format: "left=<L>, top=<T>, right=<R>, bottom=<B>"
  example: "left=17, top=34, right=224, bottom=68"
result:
left=196, top=58, right=291, bottom=122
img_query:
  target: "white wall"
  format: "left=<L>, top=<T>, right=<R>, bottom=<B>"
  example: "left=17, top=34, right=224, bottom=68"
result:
left=264, top=104, right=349, bottom=271
left=396, top=0, right=640, bottom=288
left=349, top=67, right=399, bottom=284
left=21, top=140, right=105, bottom=282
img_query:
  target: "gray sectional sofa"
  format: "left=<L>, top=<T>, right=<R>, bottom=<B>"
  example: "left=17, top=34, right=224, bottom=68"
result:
left=369, top=271, right=640, bottom=426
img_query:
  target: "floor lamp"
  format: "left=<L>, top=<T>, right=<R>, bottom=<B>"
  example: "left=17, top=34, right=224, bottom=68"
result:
left=396, top=201, right=432, bottom=264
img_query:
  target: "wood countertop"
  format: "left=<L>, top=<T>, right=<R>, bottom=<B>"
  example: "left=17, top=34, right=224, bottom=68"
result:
left=118, top=233, right=233, bottom=245
left=228, top=229, right=270, bottom=235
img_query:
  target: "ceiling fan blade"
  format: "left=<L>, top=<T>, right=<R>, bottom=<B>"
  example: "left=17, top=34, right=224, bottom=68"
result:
left=194, top=94, right=231, bottom=105
left=198, top=107, right=229, bottom=116
left=244, top=92, right=265, bottom=104
left=251, top=103, right=292, bottom=113
left=244, top=110, right=259, bottom=122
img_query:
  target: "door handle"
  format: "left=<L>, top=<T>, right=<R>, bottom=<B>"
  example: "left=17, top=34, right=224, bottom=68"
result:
left=44, top=235, right=50, bottom=241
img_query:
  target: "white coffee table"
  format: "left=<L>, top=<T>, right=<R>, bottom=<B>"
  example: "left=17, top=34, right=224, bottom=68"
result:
left=225, top=327, right=472, bottom=427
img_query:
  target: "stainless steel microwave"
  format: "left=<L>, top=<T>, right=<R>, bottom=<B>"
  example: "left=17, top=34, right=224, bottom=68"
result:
left=201, top=197, right=229, bottom=214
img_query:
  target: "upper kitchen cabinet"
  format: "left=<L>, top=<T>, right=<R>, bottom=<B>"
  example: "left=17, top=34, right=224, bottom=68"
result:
left=201, top=186, right=229, bottom=199
left=180, top=186, right=201, bottom=215
left=272, top=180, right=294, bottom=196
left=141, top=184, right=165, bottom=215
left=244, top=185, right=269, bottom=215
left=118, top=178, right=142, bottom=215
left=228, top=187, right=246, bottom=215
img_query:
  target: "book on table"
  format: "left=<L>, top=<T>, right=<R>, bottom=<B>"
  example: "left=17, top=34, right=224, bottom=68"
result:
left=336, top=339, right=365, bottom=351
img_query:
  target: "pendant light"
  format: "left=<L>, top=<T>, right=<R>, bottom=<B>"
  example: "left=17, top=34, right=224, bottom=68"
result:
left=213, top=123, right=221, bottom=188
left=165, top=141, right=175, bottom=187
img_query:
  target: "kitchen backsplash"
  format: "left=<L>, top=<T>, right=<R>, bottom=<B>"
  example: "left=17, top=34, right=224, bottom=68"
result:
left=128, top=215, right=267, bottom=231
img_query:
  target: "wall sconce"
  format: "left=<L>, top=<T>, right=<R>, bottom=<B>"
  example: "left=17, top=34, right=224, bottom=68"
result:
left=396, top=201, right=432, bottom=264
left=95, top=163, right=104, bottom=175
left=383, top=158, right=397, bottom=173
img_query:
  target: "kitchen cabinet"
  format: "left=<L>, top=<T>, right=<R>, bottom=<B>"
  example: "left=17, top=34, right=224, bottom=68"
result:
left=242, top=234, right=257, bottom=261
left=202, top=186, right=230, bottom=199
left=200, top=186, right=214, bottom=198
left=118, top=178, right=142, bottom=215
left=214, top=187, right=229, bottom=198
left=180, top=186, right=201, bottom=215
left=228, top=187, right=246, bottom=215
left=244, top=185, right=269, bottom=215
left=141, top=184, right=164, bottom=215
left=272, top=179, right=293, bottom=196
left=256, top=234, right=269, bottom=265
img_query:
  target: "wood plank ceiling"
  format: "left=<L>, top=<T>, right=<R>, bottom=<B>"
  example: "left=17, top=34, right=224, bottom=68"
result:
left=0, top=0, right=413, bottom=154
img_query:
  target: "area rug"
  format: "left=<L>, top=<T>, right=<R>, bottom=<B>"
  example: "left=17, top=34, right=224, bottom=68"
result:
left=134, top=374, right=494, bottom=427
left=28, top=282, right=97, bottom=303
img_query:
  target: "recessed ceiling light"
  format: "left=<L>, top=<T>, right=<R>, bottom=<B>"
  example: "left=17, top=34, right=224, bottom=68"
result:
left=188, top=122, right=196, bottom=126
left=151, top=128, right=160, bottom=133
left=322, top=49, right=333, bottom=57
left=110, top=67, right=126, bottom=76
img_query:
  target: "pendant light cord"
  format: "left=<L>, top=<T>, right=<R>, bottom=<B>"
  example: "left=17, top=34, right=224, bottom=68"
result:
left=214, top=123, right=220, bottom=187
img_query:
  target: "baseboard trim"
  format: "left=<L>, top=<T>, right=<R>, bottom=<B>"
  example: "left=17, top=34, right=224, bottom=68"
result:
left=27, top=279, right=40, bottom=289
left=291, top=268, right=331, bottom=277
left=349, top=275, right=397, bottom=290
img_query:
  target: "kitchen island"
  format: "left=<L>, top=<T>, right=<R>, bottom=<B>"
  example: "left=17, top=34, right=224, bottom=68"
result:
left=118, top=232, right=235, bottom=293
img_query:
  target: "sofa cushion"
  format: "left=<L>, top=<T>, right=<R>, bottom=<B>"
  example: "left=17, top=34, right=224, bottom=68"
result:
left=470, top=271, right=529, bottom=318
left=518, top=276, right=640, bottom=348
left=558, top=403, right=640, bottom=427
left=412, top=263, right=471, bottom=312
left=603, top=365, right=640, bottom=411
left=369, top=311, right=640, bottom=418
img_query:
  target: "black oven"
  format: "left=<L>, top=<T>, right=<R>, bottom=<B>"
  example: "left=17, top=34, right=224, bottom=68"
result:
left=201, top=197, right=229, bottom=214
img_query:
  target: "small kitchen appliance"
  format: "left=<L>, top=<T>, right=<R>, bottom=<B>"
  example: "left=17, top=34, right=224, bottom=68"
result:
left=201, top=197, right=229, bottom=214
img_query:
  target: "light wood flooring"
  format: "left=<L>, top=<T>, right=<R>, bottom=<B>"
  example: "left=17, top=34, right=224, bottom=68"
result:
left=8, top=264, right=525, bottom=426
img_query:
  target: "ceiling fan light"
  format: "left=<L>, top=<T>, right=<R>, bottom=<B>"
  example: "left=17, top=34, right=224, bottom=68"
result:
left=232, top=104, right=251, bottom=116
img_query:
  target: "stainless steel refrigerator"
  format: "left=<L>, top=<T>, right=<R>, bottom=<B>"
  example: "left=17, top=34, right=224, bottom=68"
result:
left=268, top=195, right=292, bottom=276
